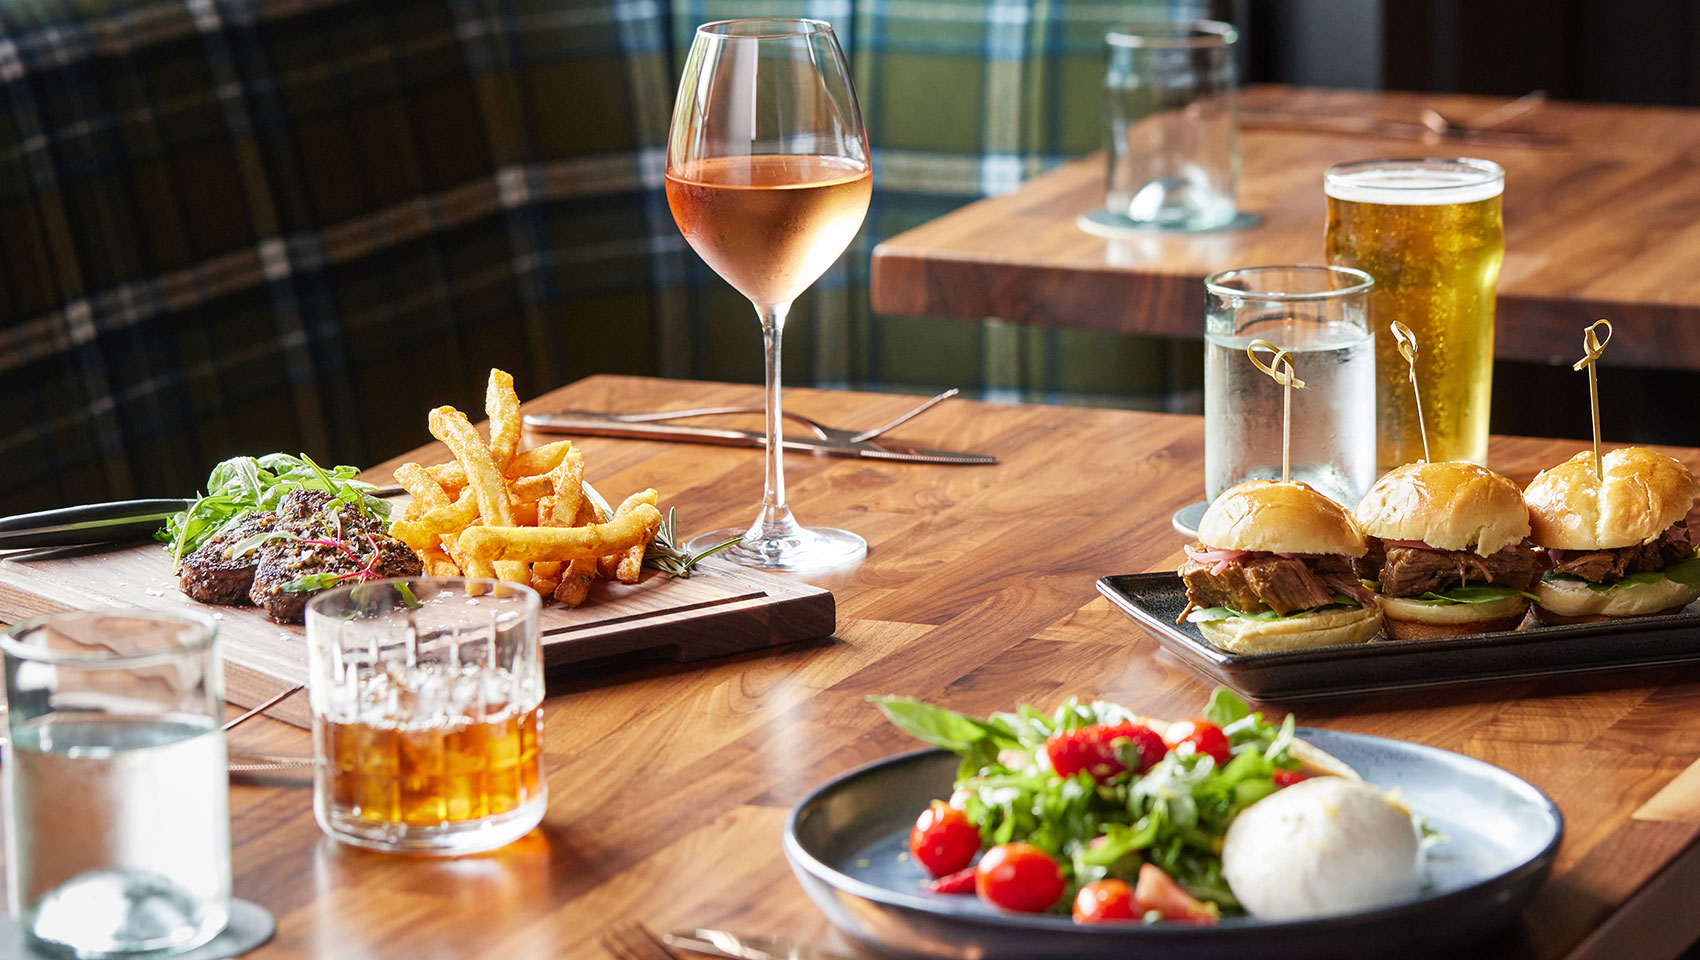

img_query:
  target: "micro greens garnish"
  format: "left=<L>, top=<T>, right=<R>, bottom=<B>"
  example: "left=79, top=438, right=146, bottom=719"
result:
left=280, top=533, right=390, bottom=594
left=642, top=508, right=740, bottom=578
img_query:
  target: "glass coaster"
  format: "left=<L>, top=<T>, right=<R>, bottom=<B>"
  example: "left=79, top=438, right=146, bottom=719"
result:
left=0, top=898, right=276, bottom=960
left=1172, top=500, right=1208, bottom=539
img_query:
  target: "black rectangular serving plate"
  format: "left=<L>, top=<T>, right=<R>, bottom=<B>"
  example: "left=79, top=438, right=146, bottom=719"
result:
left=1099, top=572, right=1700, bottom=700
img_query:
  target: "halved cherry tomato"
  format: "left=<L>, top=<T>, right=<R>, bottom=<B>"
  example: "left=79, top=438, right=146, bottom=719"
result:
left=975, top=843, right=1065, bottom=913
left=1134, top=863, right=1218, bottom=924
left=910, top=800, right=981, bottom=877
left=1272, top=768, right=1308, bottom=788
left=926, top=867, right=977, bottom=895
left=1073, top=878, right=1139, bottom=923
left=1162, top=718, right=1232, bottom=766
left=1046, top=722, right=1167, bottom=782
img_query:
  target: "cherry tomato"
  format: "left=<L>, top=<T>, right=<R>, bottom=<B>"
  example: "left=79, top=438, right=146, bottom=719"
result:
left=1046, top=722, right=1167, bottom=782
left=1073, top=879, right=1139, bottom=924
left=1162, top=718, right=1232, bottom=766
left=909, top=800, right=981, bottom=877
left=1134, top=863, right=1218, bottom=924
left=975, top=843, right=1065, bottom=913
left=1272, top=768, right=1308, bottom=788
left=926, top=867, right=977, bottom=895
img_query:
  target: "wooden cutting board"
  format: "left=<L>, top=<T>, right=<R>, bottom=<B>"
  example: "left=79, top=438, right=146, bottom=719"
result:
left=0, top=541, right=835, bottom=728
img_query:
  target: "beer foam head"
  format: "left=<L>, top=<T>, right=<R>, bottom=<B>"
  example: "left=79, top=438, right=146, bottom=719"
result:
left=1325, top=159, right=1504, bottom=206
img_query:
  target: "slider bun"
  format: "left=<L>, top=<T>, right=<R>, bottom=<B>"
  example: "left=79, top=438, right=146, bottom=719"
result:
left=1353, top=461, right=1530, bottom=555
left=1531, top=576, right=1700, bottom=622
left=1380, top=593, right=1529, bottom=639
left=1198, top=603, right=1382, bottom=654
left=1524, top=448, right=1700, bottom=550
left=1199, top=480, right=1366, bottom=557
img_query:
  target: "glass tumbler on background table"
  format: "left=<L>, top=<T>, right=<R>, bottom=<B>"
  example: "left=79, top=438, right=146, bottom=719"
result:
left=3, top=610, right=230, bottom=958
left=1325, top=158, right=1506, bottom=472
left=1098, top=20, right=1240, bottom=231
left=1204, top=265, right=1377, bottom=508
left=307, top=578, right=545, bottom=855
left=665, top=18, right=872, bottom=572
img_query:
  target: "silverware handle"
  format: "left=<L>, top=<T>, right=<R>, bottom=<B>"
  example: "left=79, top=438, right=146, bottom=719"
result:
left=522, top=416, right=767, bottom=448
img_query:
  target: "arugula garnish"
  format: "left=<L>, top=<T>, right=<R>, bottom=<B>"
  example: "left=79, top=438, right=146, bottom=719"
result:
left=1187, top=594, right=1359, bottom=623
left=1402, top=584, right=1539, bottom=605
left=158, top=453, right=390, bottom=569
left=1544, top=554, right=1700, bottom=593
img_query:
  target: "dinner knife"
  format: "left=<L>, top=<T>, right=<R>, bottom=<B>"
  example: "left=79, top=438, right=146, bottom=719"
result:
left=0, top=486, right=405, bottom=550
left=663, top=929, right=856, bottom=960
left=521, top=413, right=997, bottom=465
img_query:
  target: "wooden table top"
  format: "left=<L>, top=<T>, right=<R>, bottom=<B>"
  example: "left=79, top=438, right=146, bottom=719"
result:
left=871, top=85, right=1700, bottom=371
left=203, top=375, right=1700, bottom=959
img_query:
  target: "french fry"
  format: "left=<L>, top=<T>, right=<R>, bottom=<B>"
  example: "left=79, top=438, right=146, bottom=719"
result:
left=457, top=503, right=662, bottom=563
left=426, top=441, right=574, bottom=487
left=547, top=448, right=585, bottom=526
left=402, top=500, right=426, bottom=521
left=494, top=560, right=531, bottom=586
left=485, top=369, right=521, bottom=472
left=508, top=473, right=555, bottom=503
left=555, top=557, right=596, bottom=607
left=510, top=501, right=540, bottom=526
left=419, top=546, right=460, bottom=578
left=428, top=406, right=513, bottom=527
left=395, top=462, right=451, bottom=511
left=605, top=489, right=659, bottom=583
left=390, top=489, right=480, bottom=549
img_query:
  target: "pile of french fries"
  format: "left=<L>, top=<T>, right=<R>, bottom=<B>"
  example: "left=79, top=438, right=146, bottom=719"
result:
left=389, top=369, right=663, bottom=605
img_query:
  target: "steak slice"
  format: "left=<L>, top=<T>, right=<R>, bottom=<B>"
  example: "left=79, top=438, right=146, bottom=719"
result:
left=248, top=490, right=422, bottom=624
left=1549, top=522, right=1695, bottom=583
left=178, top=510, right=278, bottom=604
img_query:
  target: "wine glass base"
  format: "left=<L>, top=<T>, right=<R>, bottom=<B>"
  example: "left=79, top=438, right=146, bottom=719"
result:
left=687, top=526, right=866, bottom=573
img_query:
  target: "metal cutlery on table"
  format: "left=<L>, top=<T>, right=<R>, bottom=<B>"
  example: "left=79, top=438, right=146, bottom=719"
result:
left=1244, top=91, right=1563, bottom=147
left=664, top=928, right=858, bottom=960
left=523, top=388, right=996, bottom=466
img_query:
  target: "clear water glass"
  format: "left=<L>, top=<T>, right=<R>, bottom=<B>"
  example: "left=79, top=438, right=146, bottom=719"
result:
left=306, top=578, right=545, bottom=855
left=1104, top=20, right=1239, bottom=230
left=3, top=610, right=230, bottom=958
left=1204, top=265, right=1378, bottom=508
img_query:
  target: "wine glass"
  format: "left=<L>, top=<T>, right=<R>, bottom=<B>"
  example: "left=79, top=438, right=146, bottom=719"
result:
left=666, top=19, right=872, bottom=571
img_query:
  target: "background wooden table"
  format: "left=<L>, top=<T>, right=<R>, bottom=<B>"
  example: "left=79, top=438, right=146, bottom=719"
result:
left=181, top=376, right=1700, bottom=958
left=871, top=85, right=1700, bottom=371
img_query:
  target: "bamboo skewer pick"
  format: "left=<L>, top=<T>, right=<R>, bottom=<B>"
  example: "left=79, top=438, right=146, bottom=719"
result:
left=1247, top=340, right=1306, bottom=483
left=1573, top=319, right=1613, bottom=481
left=1390, top=321, right=1431, bottom=462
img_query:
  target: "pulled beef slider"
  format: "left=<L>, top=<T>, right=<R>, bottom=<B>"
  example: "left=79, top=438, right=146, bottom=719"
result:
left=1523, top=448, right=1700, bottom=623
left=1179, top=480, right=1382, bottom=653
left=1352, top=460, right=1539, bottom=639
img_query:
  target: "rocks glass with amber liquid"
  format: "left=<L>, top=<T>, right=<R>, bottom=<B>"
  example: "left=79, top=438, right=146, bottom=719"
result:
left=3, top=610, right=230, bottom=957
left=1325, top=158, right=1505, bottom=471
left=307, top=579, right=544, bottom=854
left=1204, top=265, right=1378, bottom=507
left=665, top=19, right=872, bottom=571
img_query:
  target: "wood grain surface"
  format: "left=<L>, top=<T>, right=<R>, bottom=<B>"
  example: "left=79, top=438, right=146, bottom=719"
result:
left=0, top=537, right=833, bottom=730
left=45, top=376, right=1700, bottom=960
left=871, top=85, right=1700, bottom=371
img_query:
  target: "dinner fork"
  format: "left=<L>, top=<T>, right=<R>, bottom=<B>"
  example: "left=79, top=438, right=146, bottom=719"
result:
left=575, top=388, right=959, bottom=444
left=600, top=922, right=681, bottom=960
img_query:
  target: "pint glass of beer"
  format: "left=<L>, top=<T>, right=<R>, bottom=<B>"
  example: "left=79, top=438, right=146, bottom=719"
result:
left=1324, top=158, right=1504, bottom=471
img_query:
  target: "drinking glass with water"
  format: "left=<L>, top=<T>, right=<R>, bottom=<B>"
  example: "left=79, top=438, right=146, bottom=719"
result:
left=3, top=610, right=230, bottom=957
left=1204, top=266, right=1378, bottom=508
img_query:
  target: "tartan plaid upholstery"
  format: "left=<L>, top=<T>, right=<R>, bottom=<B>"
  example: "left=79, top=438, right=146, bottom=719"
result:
left=0, top=0, right=1204, bottom=512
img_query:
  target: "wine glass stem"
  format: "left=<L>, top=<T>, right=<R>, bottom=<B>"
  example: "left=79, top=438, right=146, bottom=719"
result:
left=753, top=302, right=801, bottom=543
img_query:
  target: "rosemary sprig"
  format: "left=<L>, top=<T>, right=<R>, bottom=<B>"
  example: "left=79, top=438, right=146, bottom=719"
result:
left=643, top=508, right=740, bottom=578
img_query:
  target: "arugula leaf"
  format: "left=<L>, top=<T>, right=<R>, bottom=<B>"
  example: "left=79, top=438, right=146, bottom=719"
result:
left=1405, top=584, right=1538, bottom=604
left=158, top=453, right=390, bottom=564
left=1204, top=688, right=1251, bottom=727
left=1187, top=596, right=1358, bottom=623
left=867, top=696, right=1011, bottom=753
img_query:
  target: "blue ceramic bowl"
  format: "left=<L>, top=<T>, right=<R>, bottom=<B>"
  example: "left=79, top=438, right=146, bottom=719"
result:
left=784, top=728, right=1561, bottom=960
